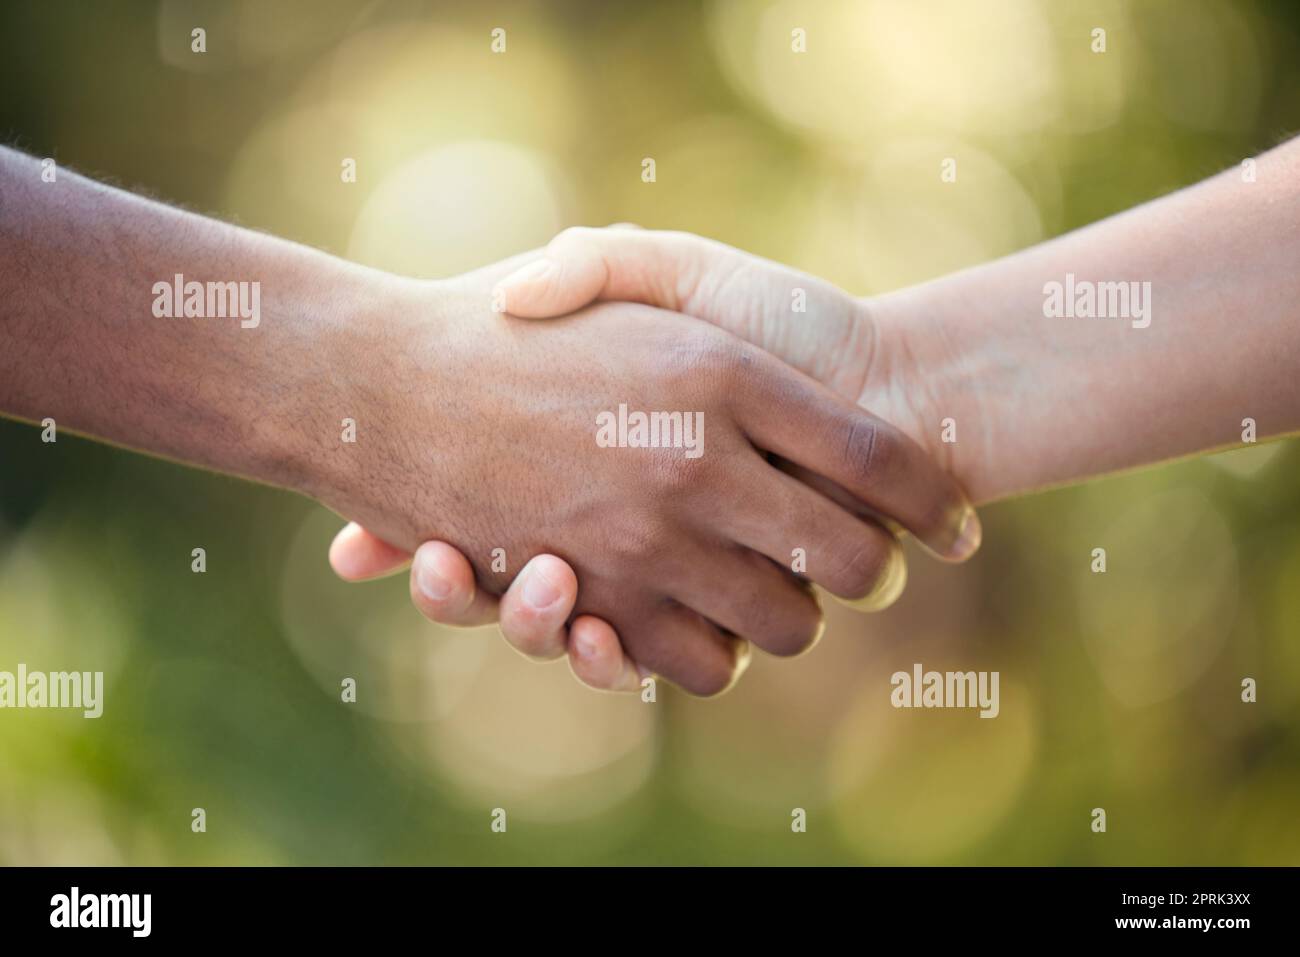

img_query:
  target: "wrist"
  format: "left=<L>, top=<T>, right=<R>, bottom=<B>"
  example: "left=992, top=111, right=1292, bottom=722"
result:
left=859, top=282, right=999, bottom=505
left=276, top=269, right=441, bottom=507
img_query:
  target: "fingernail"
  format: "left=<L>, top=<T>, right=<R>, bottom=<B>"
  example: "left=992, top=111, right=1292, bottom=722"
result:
left=500, top=257, right=554, bottom=289
left=521, top=562, right=562, bottom=610
left=870, top=546, right=908, bottom=609
left=948, top=507, right=983, bottom=562
left=729, top=638, right=753, bottom=686
left=416, top=562, right=454, bottom=601
left=831, top=544, right=909, bottom=613
left=329, top=524, right=363, bottom=577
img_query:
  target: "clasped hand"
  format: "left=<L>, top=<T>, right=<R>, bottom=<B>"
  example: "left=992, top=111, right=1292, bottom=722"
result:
left=327, top=228, right=980, bottom=695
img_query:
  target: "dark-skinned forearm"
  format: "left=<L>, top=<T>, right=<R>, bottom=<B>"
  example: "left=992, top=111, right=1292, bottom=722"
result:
left=0, top=147, right=399, bottom=499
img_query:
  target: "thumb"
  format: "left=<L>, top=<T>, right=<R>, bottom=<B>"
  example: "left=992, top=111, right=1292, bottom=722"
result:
left=493, top=230, right=609, bottom=318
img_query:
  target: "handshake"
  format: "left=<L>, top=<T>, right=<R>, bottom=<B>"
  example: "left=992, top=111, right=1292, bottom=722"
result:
left=5, top=141, right=1296, bottom=698
left=324, top=227, right=982, bottom=696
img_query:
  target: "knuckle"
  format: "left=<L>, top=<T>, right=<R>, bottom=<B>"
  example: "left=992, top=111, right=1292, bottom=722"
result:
left=839, top=415, right=891, bottom=482
left=660, top=329, right=737, bottom=385
left=718, top=338, right=760, bottom=381
left=828, top=532, right=892, bottom=600
left=646, top=445, right=711, bottom=495
left=672, top=336, right=759, bottom=409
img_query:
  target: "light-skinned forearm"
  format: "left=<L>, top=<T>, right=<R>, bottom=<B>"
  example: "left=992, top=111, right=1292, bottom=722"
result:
left=869, top=137, right=1300, bottom=505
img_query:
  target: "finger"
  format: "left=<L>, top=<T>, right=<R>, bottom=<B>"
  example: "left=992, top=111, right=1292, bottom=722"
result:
left=732, top=466, right=910, bottom=609
left=776, top=459, right=897, bottom=526
left=494, top=226, right=714, bottom=319
left=492, top=242, right=606, bottom=318
left=773, top=457, right=975, bottom=573
left=329, top=522, right=412, bottom=581
left=465, top=231, right=630, bottom=317
left=733, top=348, right=981, bottom=561
left=497, top=554, right=579, bottom=660
left=616, top=603, right=751, bottom=698
left=568, top=616, right=643, bottom=692
left=496, top=227, right=870, bottom=395
left=661, top=544, right=825, bottom=657
left=408, top=541, right=499, bottom=627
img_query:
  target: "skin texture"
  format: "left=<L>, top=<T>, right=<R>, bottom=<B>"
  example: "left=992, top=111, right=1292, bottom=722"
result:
left=319, top=278, right=974, bottom=693
left=0, top=146, right=975, bottom=696
left=343, top=135, right=1300, bottom=690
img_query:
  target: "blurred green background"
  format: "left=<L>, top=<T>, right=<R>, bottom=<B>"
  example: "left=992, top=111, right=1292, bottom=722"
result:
left=3, top=0, right=1300, bottom=865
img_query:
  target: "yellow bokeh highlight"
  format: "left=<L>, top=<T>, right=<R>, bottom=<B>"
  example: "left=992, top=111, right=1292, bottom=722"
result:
left=828, top=672, right=1037, bottom=862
